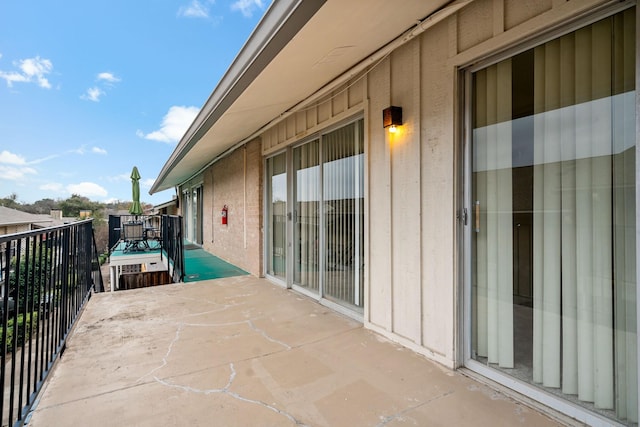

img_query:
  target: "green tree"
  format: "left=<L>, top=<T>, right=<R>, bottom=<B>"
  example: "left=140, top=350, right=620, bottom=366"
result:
left=23, top=198, right=59, bottom=214
left=0, top=193, right=20, bottom=209
left=8, top=243, right=52, bottom=314
left=59, top=194, right=103, bottom=218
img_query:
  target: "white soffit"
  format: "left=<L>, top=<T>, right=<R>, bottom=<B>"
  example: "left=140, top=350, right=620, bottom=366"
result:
left=152, top=0, right=449, bottom=193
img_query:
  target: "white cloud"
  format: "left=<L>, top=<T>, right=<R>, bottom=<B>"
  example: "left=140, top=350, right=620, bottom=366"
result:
left=29, top=154, right=59, bottom=164
left=66, top=182, right=108, bottom=198
left=140, top=105, right=199, bottom=144
left=81, top=72, right=119, bottom=102
left=39, top=182, right=65, bottom=193
left=0, top=150, right=57, bottom=169
left=0, top=56, right=53, bottom=88
left=0, top=165, right=37, bottom=180
left=69, top=145, right=86, bottom=155
left=0, top=150, right=27, bottom=165
left=179, top=0, right=210, bottom=18
left=97, top=72, right=120, bottom=83
left=0, top=72, right=29, bottom=86
left=92, top=146, right=107, bottom=155
left=81, top=87, right=104, bottom=102
left=231, top=0, right=265, bottom=17
left=108, top=173, right=131, bottom=182
left=141, top=178, right=155, bottom=189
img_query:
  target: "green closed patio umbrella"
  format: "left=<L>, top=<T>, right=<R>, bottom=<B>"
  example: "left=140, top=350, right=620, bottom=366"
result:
left=128, top=166, right=143, bottom=217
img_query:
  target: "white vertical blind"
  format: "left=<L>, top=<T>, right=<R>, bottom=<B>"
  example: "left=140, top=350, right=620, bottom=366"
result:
left=530, top=12, right=636, bottom=420
left=472, top=8, right=636, bottom=423
left=612, top=9, right=637, bottom=421
left=323, top=123, right=360, bottom=305
left=294, top=141, right=320, bottom=291
left=473, top=60, right=514, bottom=368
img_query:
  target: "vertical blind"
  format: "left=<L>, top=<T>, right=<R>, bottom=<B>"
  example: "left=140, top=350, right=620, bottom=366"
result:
left=290, top=119, right=364, bottom=308
left=294, top=140, right=320, bottom=291
left=531, top=12, right=636, bottom=420
left=473, top=59, right=515, bottom=368
left=323, top=121, right=364, bottom=306
left=473, top=8, right=636, bottom=423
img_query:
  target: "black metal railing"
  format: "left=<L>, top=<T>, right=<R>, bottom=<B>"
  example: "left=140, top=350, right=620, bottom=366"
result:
left=0, top=219, right=103, bottom=427
left=161, top=215, right=184, bottom=283
left=108, top=214, right=184, bottom=284
left=108, top=214, right=162, bottom=251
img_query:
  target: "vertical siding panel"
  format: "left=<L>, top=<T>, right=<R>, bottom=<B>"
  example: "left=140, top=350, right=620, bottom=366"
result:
left=390, top=42, right=422, bottom=343
left=368, top=58, right=393, bottom=330
left=421, top=18, right=456, bottom=360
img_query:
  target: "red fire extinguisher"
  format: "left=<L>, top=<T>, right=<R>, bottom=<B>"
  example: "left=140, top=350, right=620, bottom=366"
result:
left=221, top=205, right=228, bottom=225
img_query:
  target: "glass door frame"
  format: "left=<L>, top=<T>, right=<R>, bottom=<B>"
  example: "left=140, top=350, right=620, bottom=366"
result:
left=181, top=182, right=203, bottom=245
left=264, top=151, right=291, bottom=287
left=459, top=3, right=639, bottom=425
left=263, top=115, right=365, bottom=320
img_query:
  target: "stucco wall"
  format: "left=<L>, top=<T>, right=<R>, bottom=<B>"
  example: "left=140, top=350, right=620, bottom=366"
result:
left=200, top=138, right=263, bottom=277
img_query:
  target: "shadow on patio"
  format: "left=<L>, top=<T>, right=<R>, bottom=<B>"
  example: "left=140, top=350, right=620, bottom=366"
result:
left=26, top=277, right=562, bottom=426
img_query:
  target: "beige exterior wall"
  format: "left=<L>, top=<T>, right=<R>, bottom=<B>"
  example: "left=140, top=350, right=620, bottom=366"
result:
left=369, top=0, right=620, bottom=368
left=198, top=138, right=263, bottom=277
left=0, top=224, right=30, bottom=236
left=257, top=0, right=618, bottom=368
left=262, top=77, right=366, bottom=155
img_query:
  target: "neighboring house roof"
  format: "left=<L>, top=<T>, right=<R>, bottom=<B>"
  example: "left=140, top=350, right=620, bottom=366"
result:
left=153, top=199, right=178, bottom=210
left=151, top=0, right=470, bottom=194
left=105, top=209, right=131, bottom=217
left=0, top=206, right=55, bottom=228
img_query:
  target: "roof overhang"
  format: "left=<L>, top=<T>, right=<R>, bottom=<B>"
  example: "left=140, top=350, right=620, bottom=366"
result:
left=150, top=0, right=461, bottom=194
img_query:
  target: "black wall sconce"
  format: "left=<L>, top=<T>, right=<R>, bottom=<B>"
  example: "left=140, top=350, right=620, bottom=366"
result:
left=382, top=106, right=402, bottom=133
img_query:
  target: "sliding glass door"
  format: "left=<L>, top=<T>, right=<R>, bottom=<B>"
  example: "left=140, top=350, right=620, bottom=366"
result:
left=266, top=153, right=287, bottom=280
left=182, top=185, right=203, bottom=244
left=266, top=118, right=364, bottom=312
left=293, top=140, right=321, bottom=293
left=323, top=122, right=364, bottom=307
left=468, top=8, right=637, bottom=424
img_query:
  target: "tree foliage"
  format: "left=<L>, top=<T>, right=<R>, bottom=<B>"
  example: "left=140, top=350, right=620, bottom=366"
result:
left=22, top=198, right=59, bottom=214
left=8, top=243, right=52, bottom=313
left=59, top=194, right=104, bottom=218
left=0, top=193, right=20, bottom=209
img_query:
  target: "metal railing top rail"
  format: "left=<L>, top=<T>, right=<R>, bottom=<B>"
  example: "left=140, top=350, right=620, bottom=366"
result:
left=0, top=219, right=94, bottom=244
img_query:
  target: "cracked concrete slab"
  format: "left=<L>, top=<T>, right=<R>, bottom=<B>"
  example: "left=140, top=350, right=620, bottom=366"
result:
left=26, top=276, right=562, bottom=426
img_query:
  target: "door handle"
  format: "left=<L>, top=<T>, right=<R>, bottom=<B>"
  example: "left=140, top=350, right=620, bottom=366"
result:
left=475, top=201, right=480, bottom=233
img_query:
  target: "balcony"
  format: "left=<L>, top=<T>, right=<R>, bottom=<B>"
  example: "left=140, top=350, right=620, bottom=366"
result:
left=23, top=275, right=562, bottom=427
left=1, top=221, right=563, bottom=427
left=107, top=215, right=184, bottom=292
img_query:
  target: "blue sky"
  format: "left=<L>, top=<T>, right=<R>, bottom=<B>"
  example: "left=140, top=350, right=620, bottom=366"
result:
left=0, top=0, right=266, bottom=205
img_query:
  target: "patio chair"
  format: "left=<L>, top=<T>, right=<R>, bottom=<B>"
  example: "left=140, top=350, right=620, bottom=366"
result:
left=122, top=222, right=146, bottom=251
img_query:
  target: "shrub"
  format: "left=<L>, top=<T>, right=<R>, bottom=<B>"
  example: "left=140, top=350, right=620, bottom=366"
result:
left=0, top=312, right=39, bottom=353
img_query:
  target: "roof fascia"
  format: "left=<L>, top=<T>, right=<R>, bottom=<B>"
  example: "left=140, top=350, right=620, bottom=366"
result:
left=150, top=0, right=326, bottom=194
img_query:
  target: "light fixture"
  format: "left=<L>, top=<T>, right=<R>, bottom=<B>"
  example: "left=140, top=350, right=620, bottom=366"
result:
left=382, top=106, right=402, bottom=132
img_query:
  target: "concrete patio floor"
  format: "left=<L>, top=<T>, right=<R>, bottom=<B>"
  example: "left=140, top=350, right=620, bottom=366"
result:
left=26, top=276, right=565, bottom=427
